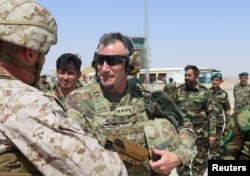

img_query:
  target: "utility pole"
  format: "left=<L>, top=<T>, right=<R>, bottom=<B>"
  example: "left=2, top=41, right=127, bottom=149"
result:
left=144, top=0, right=150, bottom=85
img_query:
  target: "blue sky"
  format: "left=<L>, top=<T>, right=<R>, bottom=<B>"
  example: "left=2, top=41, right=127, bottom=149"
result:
left=38, top=0, right=250, bottom=77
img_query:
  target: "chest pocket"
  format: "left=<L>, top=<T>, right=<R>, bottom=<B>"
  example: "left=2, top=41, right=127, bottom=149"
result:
left=192, top=98, right=205, bottom=111
left=94, top=104, right=148, bottom=146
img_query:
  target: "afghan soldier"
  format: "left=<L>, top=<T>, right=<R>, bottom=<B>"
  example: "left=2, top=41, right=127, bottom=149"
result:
left=207, top=72, right=231, bottom=159
left=49, top=53, right=83, bottom=105
left=233, top=72, right=250, bottom=112
left=65, top=32, right=197, bottom=175
left=37, top=74, right=51, bottom=92
left=218, top=106, right=250, bottom=160
left=163, top=77, right=177, bottom=100
left=175, top=65, right=216, bottom=176
left=0, top=1, right=127, bottom=175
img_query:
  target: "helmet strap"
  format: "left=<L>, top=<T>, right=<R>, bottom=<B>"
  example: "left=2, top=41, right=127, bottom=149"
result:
left=32, top=53, right=44, bottom=87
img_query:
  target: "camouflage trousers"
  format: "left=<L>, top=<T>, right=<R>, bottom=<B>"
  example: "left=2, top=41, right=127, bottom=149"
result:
left=178, top=122, right=208, bottom=176
left=177, top=137, right=207, bottom=176
left=209, top=127, right=223, bottom=160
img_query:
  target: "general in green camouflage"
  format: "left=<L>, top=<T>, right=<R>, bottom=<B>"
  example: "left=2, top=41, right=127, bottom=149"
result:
left=233, top=83, right=250, bottom=112
left=175, top=81, right=216, bottom=176
left=65, top=81, right=197, bottom=175
left=218, top=106, right=250, bottom=160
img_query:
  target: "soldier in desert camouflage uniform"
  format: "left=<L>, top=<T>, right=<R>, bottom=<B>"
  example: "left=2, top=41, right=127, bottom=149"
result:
left=175, top=65, right=217, bottom=176
left=0, top=1, right=127, bottom=176
left=207, top=72, right=231, bottom=159
left=218, top=106, right=250, bottom=160
left=48, top=53, right=83, bottom=105
left=65, top=32, right=197, bottom=176
left=233, top=72, right=250, bottom=112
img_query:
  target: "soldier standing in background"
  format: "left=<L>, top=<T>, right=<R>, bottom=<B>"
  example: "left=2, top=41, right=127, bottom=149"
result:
left=0, top=1, right=127, bottom=175
left=163, top=77, right=177, bottom=100
left=207, top=72, right=231, bottom=159
left=233, top=72, right=250, bottom=112
left=175, top=65, right=216, bottom=176
left=65, top=32, right=197, bottom=175
left=49, top=53, right=83, bottom=105
left=37, top=74, right=51, bottom=92
left=218, top=106, right=250, bottom=160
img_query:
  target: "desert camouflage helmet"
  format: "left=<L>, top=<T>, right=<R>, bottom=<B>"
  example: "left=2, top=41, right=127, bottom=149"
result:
left=0, top=0, right=57, bottom=53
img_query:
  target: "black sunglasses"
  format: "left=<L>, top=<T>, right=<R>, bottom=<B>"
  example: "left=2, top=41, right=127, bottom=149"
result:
left=94, top=53, right=128, bottom=66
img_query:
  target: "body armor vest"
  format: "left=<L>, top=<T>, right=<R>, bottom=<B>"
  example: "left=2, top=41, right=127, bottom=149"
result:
left=85, top=83, right=150, bottom=175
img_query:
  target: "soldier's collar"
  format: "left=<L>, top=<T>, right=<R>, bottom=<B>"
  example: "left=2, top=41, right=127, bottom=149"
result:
left=186, top=81, right=199, bottom=90
left=211, top=87, right=221, bottom=92
left=0, top=66, right=16, bottom=80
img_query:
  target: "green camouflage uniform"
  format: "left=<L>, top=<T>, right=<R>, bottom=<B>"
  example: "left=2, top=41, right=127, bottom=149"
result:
left=48, top=81, right=83, bottom=105
left=163, top=82, right=177, bottom=100
left=233, top=83, right=250, bottom=112
left=37, top=81, right=51, bottom=93
left=208, top=87, right=231, bottom=159
left=218, top=106, right=250, bottom=160
left=175, top=82, right=216, bottom=176
left=65, top=81, right=197, bottom=176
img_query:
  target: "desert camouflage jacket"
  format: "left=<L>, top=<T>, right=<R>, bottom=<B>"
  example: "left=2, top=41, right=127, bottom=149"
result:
left=0, top=67, right=127, bottom=176
left=233, top=83, right=250, bottom=111
left=175, top=82, right=216, bottom=137
left=218, top=106, right=250, bottom=160
left=208, top=87, right=231, bottom=129
left=65, top=81, right=197, bottom=167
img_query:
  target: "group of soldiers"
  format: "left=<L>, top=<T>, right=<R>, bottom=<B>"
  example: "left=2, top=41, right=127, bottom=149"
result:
left=0, top=0, right=249, bottom=176
left=163, top=70, right=250, bottom=170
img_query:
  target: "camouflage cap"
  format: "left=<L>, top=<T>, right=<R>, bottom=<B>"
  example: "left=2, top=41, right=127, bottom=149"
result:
left=211, top=72, right=223, bottom=80
left=239, top=72, right=248, bottom=77
left=0, top=0, right=57, bottom=53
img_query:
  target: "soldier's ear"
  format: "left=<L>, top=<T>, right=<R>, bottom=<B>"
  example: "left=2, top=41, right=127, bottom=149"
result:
left=23, top=48, right=37, bottom=64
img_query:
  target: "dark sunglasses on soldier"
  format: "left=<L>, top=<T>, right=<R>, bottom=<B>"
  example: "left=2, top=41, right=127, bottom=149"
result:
left=95, top=53, right=128, bottom=66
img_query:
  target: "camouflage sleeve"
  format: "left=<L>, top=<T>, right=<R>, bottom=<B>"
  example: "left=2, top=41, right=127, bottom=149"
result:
left=224, top=92, right=231, bottom=120
left=150, top=90, right=197, bottom=165
left=173, top=116, right=197, bottom=165
left=206, top=97, right=217, bottom=137
left=1, top=90, right=127, bottom=176
left=65, top=88, right=95, bottom=136
left=218, top=117, right=243, bottom=160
